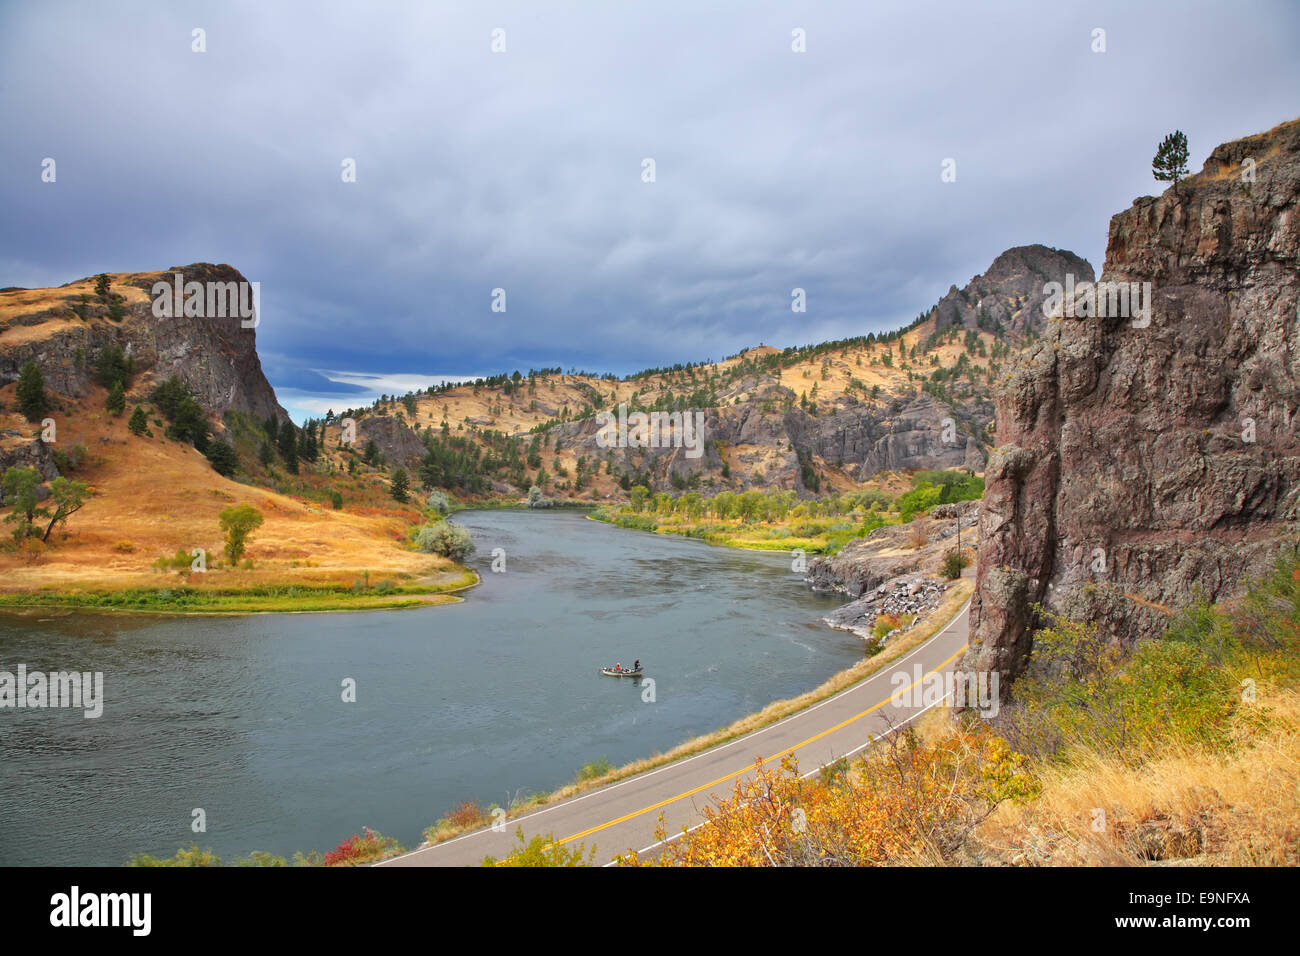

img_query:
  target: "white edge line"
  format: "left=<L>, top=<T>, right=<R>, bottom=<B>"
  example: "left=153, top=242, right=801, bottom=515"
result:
left=608, top=689, right=957, bottom=864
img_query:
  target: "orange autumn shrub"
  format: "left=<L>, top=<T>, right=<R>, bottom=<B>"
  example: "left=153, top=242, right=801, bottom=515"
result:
left=622, top=725, right=1036, bottom=867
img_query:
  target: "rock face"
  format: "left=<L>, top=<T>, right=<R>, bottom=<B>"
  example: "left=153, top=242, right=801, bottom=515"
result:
left=965, top=119, right=1300, bottom=692
left=0, top=263, right=286, bottom=424
left=807, top=499, right=979, bottom=597
left=929, top=244, right=1095, bottom=338
left=356, top=414, right=427, bottom=467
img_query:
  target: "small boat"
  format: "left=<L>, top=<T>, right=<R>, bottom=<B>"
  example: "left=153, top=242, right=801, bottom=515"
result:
left=600, top=666, right=643, bottom=678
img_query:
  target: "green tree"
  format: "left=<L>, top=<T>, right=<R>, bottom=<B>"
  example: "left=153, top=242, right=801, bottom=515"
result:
left=127, top=405, right=150, bottom=436
left=390, top=466, right=410, bottom=503
left=205, top=441, right=238, bottom=478
left=41, top=476, right=90, bottom=542
left=2, top=466, right=47, bottom=538
left=219, top=504, right=263, bottom=565
left=93, top=343, right=134, bottom=391
left=629, top=485, right=650, bottom=512
left=94, top=273, right=110, bottom=299
left=106, top=381, right=125, bottom=416
left=1152, top=130, right=1189, bottom=185
left=277, top=421, right=298, bottom=474
left=16, top=361, right=49, bottom=422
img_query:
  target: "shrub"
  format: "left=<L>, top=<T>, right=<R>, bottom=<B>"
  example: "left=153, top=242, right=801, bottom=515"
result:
left=127, top=845, right=220, bottom=867
left=526, top=485, right=552, bottom=508
left=113, top=540, right=135, bottom=553
left=313, top=828, right=403, bottom=867
left=414, top=521, right=475, bottom=562
left=330, top=490, right=343, bottom=509
left=425, top=489, right=452, bottom=514
left=482, top=827, right=595, bottom=867
left=576, top=756, right=614, bottom=782
left=941, top=549, right=971, bottom=579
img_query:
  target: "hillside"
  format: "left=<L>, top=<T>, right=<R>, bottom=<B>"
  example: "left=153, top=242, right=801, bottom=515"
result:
left=314, top=244, right=1092, bottom=503
left=0, top=266, right=470, bottom=608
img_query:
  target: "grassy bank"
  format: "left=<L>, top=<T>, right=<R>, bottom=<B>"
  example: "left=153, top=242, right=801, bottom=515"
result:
left=0, top=568, right=478, bottom=615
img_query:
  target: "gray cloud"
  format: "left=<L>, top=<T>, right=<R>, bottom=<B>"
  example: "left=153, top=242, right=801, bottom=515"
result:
left=3, top=0, right=1298, bottom=422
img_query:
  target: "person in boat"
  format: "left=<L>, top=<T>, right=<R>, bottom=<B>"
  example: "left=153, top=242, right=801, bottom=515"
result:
left=633, top=660, right=640, bottom=672
left=615, top=663, right=623, bottom=673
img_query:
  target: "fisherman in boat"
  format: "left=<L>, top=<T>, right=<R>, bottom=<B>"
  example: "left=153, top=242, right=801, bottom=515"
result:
left=633, top=660, right=640, bottom=672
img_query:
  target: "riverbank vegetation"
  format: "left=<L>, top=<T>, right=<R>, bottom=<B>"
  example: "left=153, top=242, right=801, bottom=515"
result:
left=590, top=470, right=983, bottom=555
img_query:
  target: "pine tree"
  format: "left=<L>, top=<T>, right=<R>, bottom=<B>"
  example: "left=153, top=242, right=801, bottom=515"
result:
left=390, top=467, right=410, bottom=503
left=1152, top=130, right=1189, bottom=185
left=278, top=421, right=299, bottom=474
left=106, top=381, right=126, bottom=416
left=16, top=362, right=49, bottom=422
left=128, top=405, right=150, bottom=436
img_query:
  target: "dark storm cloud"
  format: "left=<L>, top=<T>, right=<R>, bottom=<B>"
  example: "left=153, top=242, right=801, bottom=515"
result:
left=2, top=0, right=1298, bottom=421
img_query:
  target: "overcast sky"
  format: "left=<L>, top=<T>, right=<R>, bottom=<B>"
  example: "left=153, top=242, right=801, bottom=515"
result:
left=3, top=1, right=1298, bottom=422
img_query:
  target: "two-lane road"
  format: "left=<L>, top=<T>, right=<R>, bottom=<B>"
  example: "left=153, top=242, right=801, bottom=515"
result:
left=381, top=600, right=971, bottom=866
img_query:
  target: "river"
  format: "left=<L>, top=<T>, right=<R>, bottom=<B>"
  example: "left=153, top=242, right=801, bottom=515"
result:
left=0, top=509, right=863, bottom=865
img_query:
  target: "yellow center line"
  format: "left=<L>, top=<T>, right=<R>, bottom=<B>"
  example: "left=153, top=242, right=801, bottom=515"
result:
left=556, top=642, right=970, bottom=846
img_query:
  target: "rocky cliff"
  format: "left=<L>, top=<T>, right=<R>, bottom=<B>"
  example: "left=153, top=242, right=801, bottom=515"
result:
left=965, top=119, right=1300, bottom=691
left=0, top=264, right=288, bottom=475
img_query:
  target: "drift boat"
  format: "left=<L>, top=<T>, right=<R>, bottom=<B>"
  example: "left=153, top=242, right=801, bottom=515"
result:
left=600, top=666, right=643, bottom=678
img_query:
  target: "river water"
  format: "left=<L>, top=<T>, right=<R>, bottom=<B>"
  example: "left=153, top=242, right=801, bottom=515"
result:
left=0, top=509, right=862, bottom=865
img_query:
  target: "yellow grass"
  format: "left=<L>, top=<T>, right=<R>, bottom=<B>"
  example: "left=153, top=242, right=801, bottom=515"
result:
left=971, top=686, right=1300, bottom=866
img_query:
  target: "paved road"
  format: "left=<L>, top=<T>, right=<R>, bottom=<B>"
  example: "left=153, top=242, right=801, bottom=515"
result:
left=380, top=600, right=971, bottom=866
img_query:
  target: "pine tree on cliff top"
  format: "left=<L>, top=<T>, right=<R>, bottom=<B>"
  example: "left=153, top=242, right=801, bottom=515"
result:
left=1152, top=130, right=1189, bottom=185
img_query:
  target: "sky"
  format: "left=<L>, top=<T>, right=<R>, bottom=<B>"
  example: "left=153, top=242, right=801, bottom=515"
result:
left=3, top=1, right=1298, bottom=423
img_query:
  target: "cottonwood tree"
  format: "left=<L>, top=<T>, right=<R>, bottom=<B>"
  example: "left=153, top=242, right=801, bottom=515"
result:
left=41, top=476, right=90, bottom=542
left=2, top=466, right=46, bottom=539
left=219, top=504, right=264, bottom=565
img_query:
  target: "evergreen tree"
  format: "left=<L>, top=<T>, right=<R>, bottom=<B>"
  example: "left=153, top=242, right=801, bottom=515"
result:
left=128, top=405, right=150, bottom=436
left=278, top=421, right=299, bottom=474
left=390, top=466, right=410, bottom=503
left=106, top=381, right=125, bottom=416
left=1152, top=130, right=1189, bottom=185
left=16, top=362, right=49, bottom=422
left=204, top=440, right=238, bottom=478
